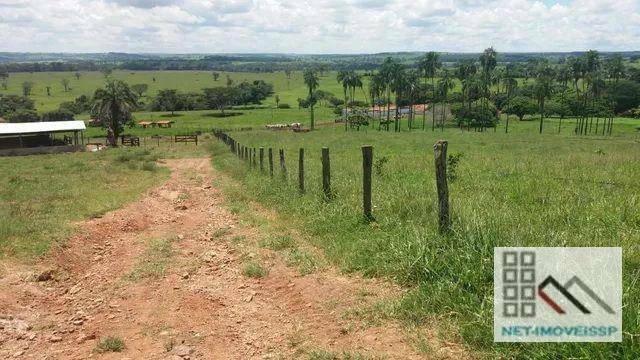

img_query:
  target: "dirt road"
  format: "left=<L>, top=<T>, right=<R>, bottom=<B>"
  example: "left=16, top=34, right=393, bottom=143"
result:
left=0, top=158, right=464, bottom=359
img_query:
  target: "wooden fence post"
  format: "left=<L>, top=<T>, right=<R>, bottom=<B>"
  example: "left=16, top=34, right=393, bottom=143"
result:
left=322, top=147, right=331, bottom=199
left=259, top=147, right=264, bottom=171
left=252, top=147, right=256, bottom=166
left=279, top=149, right=287, bottom=179
left=362, top=145, right=373, bottom=221
left=268, top=148, right=274, bottom=178
left=434, top=140, right=451, bottom=234
left=298, top=148, right=305, bottom=193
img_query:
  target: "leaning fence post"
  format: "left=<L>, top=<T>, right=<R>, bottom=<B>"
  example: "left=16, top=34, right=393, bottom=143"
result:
left=322, top=147, right=331, bottom=199
left=362, top=145, right=373, bottom=221
left=259, top=147, right=264, bottom=171
left=268, top=148, right=274, bottom=178
left=279, top=149, right=287, bottom=179
left=298, top=148, right=305, bottom=193
left=434, top=140, right=451, bottom=234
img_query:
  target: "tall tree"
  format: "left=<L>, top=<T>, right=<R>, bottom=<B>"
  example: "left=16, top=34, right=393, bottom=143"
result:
left=421, top=52, right=441, bottom=131
left=502, top=64, right=518, bottom=133
left=203, top=87, right=236, bottom=115
left=368, top=73, right=385, bottom=129
left=92, top=80, right=137, bottom=146
left=337, top=70, right=350, bottom=125
left=405, top=70, right=420, bottom=129
left=534, top=69, right=554, bottom=134
left=378, top=58, right=398, bottom=131
left=303, top=68, right=319, bottom=130
left=131, top=83, right=149, bottom=98
left=437, top=70, right=454, bottom=131
left=154, top=89, right=182, bottom=115
left=456, top=60, right=477, bottom=110
left=568, top=56, right=585, bottom=92
left=479, top=48, right=497, bottom=96
left=388, top=61, right=406, bottom=132
left=605, top=55, right=625, bottom=83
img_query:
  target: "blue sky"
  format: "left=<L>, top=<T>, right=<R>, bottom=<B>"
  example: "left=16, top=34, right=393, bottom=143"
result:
left=0, top=0, right=638, bottom=53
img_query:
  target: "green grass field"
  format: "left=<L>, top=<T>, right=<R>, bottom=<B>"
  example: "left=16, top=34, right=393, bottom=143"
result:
left=0, top=70, right=350, bottom=112
left=1, top=69, right=639, bottom=358
left=210, top=122, right=640, bottom=358
left=0, top=144, right=213, bottom=259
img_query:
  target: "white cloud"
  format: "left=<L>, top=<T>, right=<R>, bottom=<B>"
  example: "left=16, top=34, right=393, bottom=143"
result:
left=0, top=0, right=638, bottom=53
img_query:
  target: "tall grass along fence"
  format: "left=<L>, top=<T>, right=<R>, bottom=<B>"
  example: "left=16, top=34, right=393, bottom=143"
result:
left=213, top=129, right=451, bottom=232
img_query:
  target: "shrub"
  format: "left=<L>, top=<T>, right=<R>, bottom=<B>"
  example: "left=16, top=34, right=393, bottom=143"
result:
left=277, top=103, right=291, bottom=109
left=452, top=99, right=498, bottom=127
left=142, top=161, right=158, bottom=172
left=242, top=262, right=267, bottom=278
left=374, top=156, right=389, bottom=176
left=7, top=109, right=40, bottom=123
left=447, top=152, right=464, bottom=181
left=94, top=336, right=125, bottom=353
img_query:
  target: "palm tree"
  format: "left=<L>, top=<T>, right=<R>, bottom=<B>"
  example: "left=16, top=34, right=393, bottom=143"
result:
left=502, top=64, right=518, bottom=133
left=605, top=55, right=625, bottom=83
left=349, top=72, right=363, bottom=108
left=92, top=79, right=138, bottom=146
left=437, top=70, right=455, bottom=131
left=534, top=71, right=554, bottom=134
left=369, top=73, right=385, bottom=129
left=568, top=56, right=585, bottom=93
left=404, top=70, right=420, bottom=129
left=379, top=58, right=398, bottom=131
left=389, top=63, right=406, bottom=132
left=456, top=60, right=477, bottom=110
left=337, top=70, right=350, bottom=125
left=303, top=68, right=319, bottom=130
left=479, top=47, right=498, bottom=127
left=421, top=52, right=441, bottom=131
left=417, top=55, right=430, bottom=129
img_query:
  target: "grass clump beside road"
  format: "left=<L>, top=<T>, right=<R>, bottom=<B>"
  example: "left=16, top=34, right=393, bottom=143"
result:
left=0, top=148, right=169, bottom=259
left=94, top=336, right=125, bottom=353
left=242, top=261, right=268, bottom=278
left=210, top=124, right=640, bottom=359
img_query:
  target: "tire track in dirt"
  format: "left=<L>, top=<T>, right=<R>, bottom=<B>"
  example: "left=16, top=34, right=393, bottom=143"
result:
left=0, top=157, right=467, bottom=359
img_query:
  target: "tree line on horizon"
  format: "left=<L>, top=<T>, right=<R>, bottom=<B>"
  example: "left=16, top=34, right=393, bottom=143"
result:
left=299, top=48, right=640, bottom=133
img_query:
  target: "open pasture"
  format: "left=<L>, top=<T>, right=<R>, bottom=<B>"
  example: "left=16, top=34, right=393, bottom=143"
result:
left=211, top=124, right=640, bottom=358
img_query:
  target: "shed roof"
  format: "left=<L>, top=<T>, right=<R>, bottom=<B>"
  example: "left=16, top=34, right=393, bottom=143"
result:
left=0, top=121, right=86, bottom=136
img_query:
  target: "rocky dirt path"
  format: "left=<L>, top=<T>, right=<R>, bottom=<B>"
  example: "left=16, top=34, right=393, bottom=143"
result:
left=0, top=158, right=465, bottom=359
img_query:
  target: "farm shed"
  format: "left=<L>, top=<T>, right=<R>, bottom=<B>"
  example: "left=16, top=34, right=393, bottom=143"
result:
left=0, top=120, right=86, bottom=156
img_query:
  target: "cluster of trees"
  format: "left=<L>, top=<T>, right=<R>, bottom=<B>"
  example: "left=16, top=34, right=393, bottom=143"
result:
left=87, top=77, right=272, bottom=146
left=299, top=48, right=640, bottom=133
left=499, top=51, right=640, bottom=132
left=0, top=94, right=75, bottom=123
left=150, top=80, right=274, bottom=114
